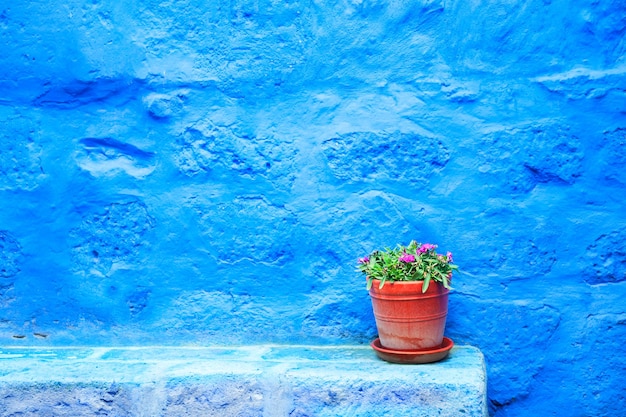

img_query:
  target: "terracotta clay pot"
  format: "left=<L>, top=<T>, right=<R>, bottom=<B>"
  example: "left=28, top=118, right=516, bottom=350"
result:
left=369, top=279, right=449, bottom=351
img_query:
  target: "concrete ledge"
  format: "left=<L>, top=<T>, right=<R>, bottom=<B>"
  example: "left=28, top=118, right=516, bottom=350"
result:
left=0, top=344, right=487, bottom=416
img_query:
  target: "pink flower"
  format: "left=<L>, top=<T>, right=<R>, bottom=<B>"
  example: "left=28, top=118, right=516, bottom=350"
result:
left=358, top=256, right=369, bottom=264
left=399, top=253, right=415, bottom=263
left=447, top=251, right=453, bottom=262
left=418, top=243, right=436, bottom=254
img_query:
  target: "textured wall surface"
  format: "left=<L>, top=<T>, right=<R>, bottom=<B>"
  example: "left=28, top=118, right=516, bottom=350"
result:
left=1, top=0, right=625, bottom=416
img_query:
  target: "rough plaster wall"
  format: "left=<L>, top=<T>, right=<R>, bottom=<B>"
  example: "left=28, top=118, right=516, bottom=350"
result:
left=1, top=0, right=625, bottom=416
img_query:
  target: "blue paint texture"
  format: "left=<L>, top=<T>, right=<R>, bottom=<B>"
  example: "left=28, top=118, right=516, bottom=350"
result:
left=1, top=0, right=625, bottom=416
left=0, top=345, right=487, bottom=416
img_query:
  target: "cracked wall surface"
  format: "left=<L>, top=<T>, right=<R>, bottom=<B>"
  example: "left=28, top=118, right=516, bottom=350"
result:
left=1, top=1, right=625, bottom=416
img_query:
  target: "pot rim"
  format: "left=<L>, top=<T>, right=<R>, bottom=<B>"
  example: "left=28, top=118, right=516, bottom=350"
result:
left=368, top=278, right=449, bottom=296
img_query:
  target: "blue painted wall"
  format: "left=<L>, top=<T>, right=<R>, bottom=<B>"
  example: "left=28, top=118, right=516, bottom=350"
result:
left=1, top=0, right=625, bottom=415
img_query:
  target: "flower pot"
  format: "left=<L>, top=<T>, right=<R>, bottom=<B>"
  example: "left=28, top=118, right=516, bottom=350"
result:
left=369, top=279, right=449, bottom=351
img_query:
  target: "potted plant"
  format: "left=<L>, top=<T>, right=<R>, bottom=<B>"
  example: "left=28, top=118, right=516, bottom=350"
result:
left=358, top=241, right=458, bottom=363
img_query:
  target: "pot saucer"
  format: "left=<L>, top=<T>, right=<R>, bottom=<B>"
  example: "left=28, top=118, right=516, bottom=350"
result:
left=370, top=337, right=454, bottom=364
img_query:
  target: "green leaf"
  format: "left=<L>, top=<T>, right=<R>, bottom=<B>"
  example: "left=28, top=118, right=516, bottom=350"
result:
left=443, top=275, right=450, bottom=289
left=366, top=277, right=373, bottom=290
left=422, top=274, right=431, bottom=293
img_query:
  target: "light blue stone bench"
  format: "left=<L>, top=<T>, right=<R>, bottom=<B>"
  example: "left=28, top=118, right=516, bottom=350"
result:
left=0, top=344, right=487, bottom=416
